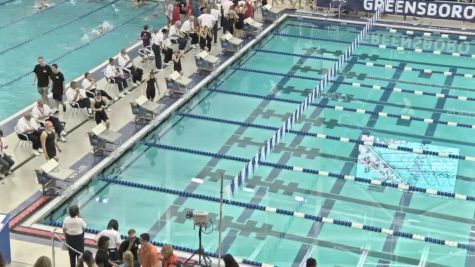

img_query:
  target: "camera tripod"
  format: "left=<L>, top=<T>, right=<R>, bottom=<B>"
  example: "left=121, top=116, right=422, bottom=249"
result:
left=185, top=226, right=212, bottom=266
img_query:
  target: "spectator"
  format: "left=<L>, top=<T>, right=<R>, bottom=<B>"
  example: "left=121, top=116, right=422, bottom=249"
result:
left=104, top=58, right=129, bottom=95
left=33, top=56, right=52, bottom=105
left=63, top=204, right=86, bottom=267
left=77, top=250, right=98, bottom=267
left=119, top=229, right=141, bottom=266
left=146, top=70, right=158, bottom=101
left=160, top=245, right=178, bottom=267
left=198, top=25, right=212, bottom=51
left=16, top=112, right=42, bottom=156
left=118, top=49, right=143, bottom=85
left=161, top=29, right=174, bottom=65
left=222, top=254, right=239, bottom=267
left=181, top=16, right=199, bottom=48
left=151, top=29, right=164, bottom=72
left=92, top=92, right=111, bottom=128
left=40, top=121, right=61, bottom=161
left=32, top=100, right=67, bottom=142
left=96, top=236, right=118, bottom=267
left=66, top=81, right=93, bottom=116
left=140, top=25, right=152, bottom=48
left=33, top=256, right=53, bottom=267
left=82, top=72, right=116, bottom=102
left=172, top=50, right=183, bottom=74
left=169, top=21, right=188, bottom=51
left=50, top=64, right=67, bottom=112
left=138, top=233, right=159, bottom=267
left=0, top=129, right=14, bottom=179
left=121, top=251, right=134, bottom=267
left=198, top=7, right=217, bottom=29
left=96, top=219, right=122, bottom=262
left=306, top=258, right=317, bottom=267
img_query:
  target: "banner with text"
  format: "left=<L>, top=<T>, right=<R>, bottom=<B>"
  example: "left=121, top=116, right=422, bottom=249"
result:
left=318, top=0, right=475, bottom=22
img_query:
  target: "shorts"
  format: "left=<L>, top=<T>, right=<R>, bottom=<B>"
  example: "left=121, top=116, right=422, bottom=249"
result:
left=37, top=86, right=49, bottom=95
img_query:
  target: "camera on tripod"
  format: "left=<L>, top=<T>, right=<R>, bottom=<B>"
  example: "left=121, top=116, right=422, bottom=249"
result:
left=185, top=211, right=210, bottom=228
left=184, top=210, right=213, bottom=266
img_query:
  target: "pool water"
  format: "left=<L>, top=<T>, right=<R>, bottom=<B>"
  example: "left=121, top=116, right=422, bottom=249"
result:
left=0, top=0, right=165, bottom=121
left=45, top=18, right=475, bottom=266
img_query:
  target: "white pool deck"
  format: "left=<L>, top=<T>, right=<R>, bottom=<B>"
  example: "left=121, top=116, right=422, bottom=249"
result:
left=2, top=5, right=475, bottom=266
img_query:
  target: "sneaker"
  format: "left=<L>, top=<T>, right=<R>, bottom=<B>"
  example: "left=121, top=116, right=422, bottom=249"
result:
left=59, top=136, right=67, bottom=142
left=60, top=130, right=67, bottom=136
left=124, top=90, right=130, bottom=95
left=132, top=82, right=138, bottom=87
left=119, top=93, right=125, bottom=98
left=136, top=81, right=142, bottom=85
left=38, top=148, right=44, bottom=153
left=113, top=97, right=119, bottom=101
left=33, top=150, right=40, bottom=156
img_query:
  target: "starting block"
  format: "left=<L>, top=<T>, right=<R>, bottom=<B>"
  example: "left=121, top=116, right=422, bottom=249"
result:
left=243, top=17, right=263, bottom=38
left=221, top=33, right=243, bottom=53
left=195, top=50, right=220, bottom=73
left=88, top=123, right=121, bottom=156
left=262, top=4, right=282, bottom=22
left=130, top=95, right=161, bottom=124
left=35, top=159, right=75, bottom=196
left=166, top=71, right=192, bottom=97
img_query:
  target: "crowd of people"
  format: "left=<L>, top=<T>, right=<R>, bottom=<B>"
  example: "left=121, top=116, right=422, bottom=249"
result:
left=0, top=204, right=315, bottom=267
left=57, top=204, right=245, bottom=267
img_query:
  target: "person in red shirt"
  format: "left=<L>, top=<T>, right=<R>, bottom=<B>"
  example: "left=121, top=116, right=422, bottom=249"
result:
left=160, top=245, right=179, bottom=267
left=138, top=233, right=160, bottom=267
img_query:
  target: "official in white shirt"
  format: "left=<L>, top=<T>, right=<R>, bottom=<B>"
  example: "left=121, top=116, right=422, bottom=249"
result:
left=0, top=129, right=14, bottom=179
left=118, top=48, right=143, bottom=85
left=161, top=28, right=174, bottom=64
left=151, top=29, right=164, bottom=71
left=96, top=219, right=122, bottom=262
left=169, top=21, right=188, bottom=51
left=31, top=100, right=66, bottom=142
left=62, top=205, right=87, bottom=267
left=81, top=72, right=116, bottom=101
left=199, top=8, right=218, bottom=44
left=182, top=16, right=199, bottom=48
left=66, top=81, right=92, bottom=115
left=15, top=112, right=42, bottom=156
left=104, top=58, right=129, bottom=93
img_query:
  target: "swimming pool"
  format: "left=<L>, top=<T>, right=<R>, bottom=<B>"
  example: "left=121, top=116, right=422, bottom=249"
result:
left=0, top=0, right=165, bottom=121
left=43, top=17, right=475, bottom=266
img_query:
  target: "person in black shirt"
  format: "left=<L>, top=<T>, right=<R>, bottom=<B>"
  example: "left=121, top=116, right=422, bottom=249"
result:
left=33, top=56, right=52, bottom=105
left=141, top=25, right=152, bottom=47
left=118, top=229, right=141, bottom=267
left=92, top=92, right=110, bottom=128
left=50, top=64, right=66, bottom=112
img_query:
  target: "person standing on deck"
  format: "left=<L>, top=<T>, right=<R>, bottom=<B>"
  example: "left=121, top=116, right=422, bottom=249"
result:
left=33, top=56, right=52, bottom=105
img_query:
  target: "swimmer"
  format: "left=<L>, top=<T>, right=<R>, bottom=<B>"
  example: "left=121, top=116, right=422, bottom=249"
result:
left=81, top=21, right=113, bottom=43
left=35, top=0, right=51, bottom=9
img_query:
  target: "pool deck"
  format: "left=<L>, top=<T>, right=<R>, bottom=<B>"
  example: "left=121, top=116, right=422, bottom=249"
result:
left=2, top=5, right=475, bottom=266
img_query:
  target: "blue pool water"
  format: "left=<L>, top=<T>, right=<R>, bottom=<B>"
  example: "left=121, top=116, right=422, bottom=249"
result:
left=0, top=0, right=165, bottom=121
left=43, top=17, right=475, bottom=266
